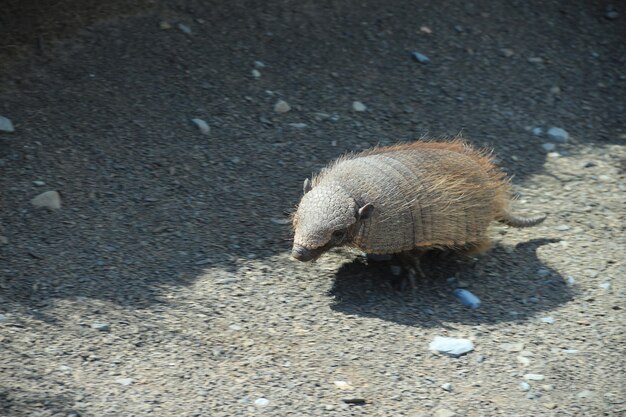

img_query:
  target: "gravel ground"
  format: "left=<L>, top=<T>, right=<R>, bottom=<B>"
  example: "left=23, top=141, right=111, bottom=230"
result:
left=1, top=1, right=624, bottom=416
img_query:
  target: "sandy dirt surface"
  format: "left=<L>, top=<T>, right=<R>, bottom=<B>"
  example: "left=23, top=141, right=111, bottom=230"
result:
left=1, top=1, right=624, bottom=416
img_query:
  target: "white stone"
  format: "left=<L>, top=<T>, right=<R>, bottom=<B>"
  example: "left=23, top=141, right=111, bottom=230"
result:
left=191, top=118, right=210, bottom=135
left=274, top=100, right=291, bottom=113
left=115, top=378, right=134, bottom=386
left=547, top=127, right=569, bottom=143
left=352, top=101, right=367, bottom=112
left=33, top=180, right=45, bottom=186
left=0, top=116, right=14, bottom=132
left=429, top=336, right=474, bottom=357
left=333, top=381, right=353, bottom=390
left=540, top=317, right=555, bottom=324
left=251, top=69, right=261, bottom=78
left=31, top=191, right=61, bottom=210
left=523, top=373, right=545, bottom=381
left=254, top=398, right=270, bottom=407
left=517, top=356, right=531, bottom=366
left=440, top=383, right=453, bottom=391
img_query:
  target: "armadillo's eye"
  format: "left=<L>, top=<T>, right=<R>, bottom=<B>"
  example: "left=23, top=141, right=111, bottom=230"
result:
left=332, top=230, right=346, bottom=240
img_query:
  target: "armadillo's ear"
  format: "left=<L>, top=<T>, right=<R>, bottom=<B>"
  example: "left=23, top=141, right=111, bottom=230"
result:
left=358, top=203, right=374, bottom=220
left=303, top=178, right=312, bottom=194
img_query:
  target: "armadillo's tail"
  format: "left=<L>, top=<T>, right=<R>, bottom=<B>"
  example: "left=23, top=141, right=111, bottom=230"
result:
left=498, top=212, right=547, bottom=228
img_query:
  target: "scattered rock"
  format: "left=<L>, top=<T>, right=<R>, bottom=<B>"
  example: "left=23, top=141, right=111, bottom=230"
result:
left=555, top=224, right=570, bottom=231
left=0, top=116, right=14, bottom=133
left=434, top=409, right=457, bottom=417
left=228, top=324, right=242, bottom=331
left=420, top=26, right=432, bottom=34
left=541, top=143, right=556, bottom=152
left=342, top=398, right=366, bottom=405
left=191, top=118, right=210, bottom=135
left=429, top=336, right=474, bottom=357
left=598, top=282, right=611, bottom=290
left=333, top=381, right=354, bottom=390
left=254, top=60, right=266, bottom=68
left=440, top=383, right=453, bottom=392
left=115, top=378, right=134, bottom=386
left=561, top=349, right=578, bottom=354
left=531, top=127, right=543, bottom=136
left=254, top=398, right=270, bottom=407
left=547, top=127, right=569, bottom=143
left=540, top=317, right=555, bottom=324
left=520, top=382, right=531, bottom=391
left=31, top=191, right=62, bottom=210
left=500, top=48, right=514, bottom=57
left=313, top=112, right=330, bottom=121
left=274, top=100, right=291, bottom=113
left=517, top=356, right=531, bottom=366
left=544, top=403, right=557, bottom=409
left=251, top=69, right=261, bottom=78
left=605, top=5, right=619, bottom=20
left=536, top=268, right=550, bottom=277
left=523, top=374, right=545, bottom=381
left=270, top=217, right=291, bottom=225
left=500, top=342, right=525, bottom=353
left=288, top=123, right=307, bottom=129
left=91, top=323, right=110, bottom=332
left=528, top=57, right=544, bottom=64
left=453, top=288, right=481, bottom=309
left=33, top=180, right=45, bottom=186
left=158, top=21, right=172, bottom=30
left=411, top=52, right=430, bottom=63
left=550, top=86, right=561, bottom=95
left=576, top=390, right=595, bottom=399
left=177, top=23, right=192, bottom=35
left=352, top=101, right=367, bottom=112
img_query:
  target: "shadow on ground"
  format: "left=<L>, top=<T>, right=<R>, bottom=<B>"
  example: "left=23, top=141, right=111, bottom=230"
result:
left=329, top=239, right=573, bottom=327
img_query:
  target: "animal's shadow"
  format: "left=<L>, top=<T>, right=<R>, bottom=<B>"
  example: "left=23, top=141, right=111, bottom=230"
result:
left=329, top=239, right=573, bottom=327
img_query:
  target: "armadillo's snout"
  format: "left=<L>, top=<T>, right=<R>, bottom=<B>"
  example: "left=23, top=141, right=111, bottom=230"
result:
left=291, top=245, right=314, bottom=262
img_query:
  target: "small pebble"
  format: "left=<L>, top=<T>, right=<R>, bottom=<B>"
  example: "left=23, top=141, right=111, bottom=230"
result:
left=517, top=356, right=531, bottom=366
left=598, top=282, right=611, bottom=290
left=605, top=6, right=619, bottom=20
left=228, top=324, right=242, bottom=331
left=500, top=342, right=525, bottom=353
left=440, top=383, right=453, bottom=392
left=333, top=381, right=354, bottom=390
left=254, top=398, right=270, bottom=407
left=254, top=60, right=266, bottom=68
left=91, top=323, right=110, bottom=332
left=342, top=398, right=366, bottom=405
left=540, top=317, right=555, bottom=324
left=531, top=127, right=543, bottom=136
left=523, top=374, right=545, bottom=381
left=159, top=21, right=172, bottom=30
left=31, top=191, right=62, bottom=210
left=177, top=23, right=192, bottom=34
left=555, top=224, right=570, bottom=231
left=420, top=26, right=432, bottom=34
left=33, top=180, right=45, bottom=186
left=115, top=378, right=134, bottom=386
left=288, top=123, right=307, bottom=129
left=453, top=288, right=481, bottom=309
left=500, top=48, right=515, bottom=58
left=528, top=57, right=544, bottom=64
left=562, top=349, right=578, bottom=354
left=191, top=118, right=210, bottom=135
left=251, top=69, right=261, bottom=78
left=536, top=268, right=550, bottom=277
left=547, top=127, right=569, bottom=143
left=352, top=101, right=367, bottom=112
left=541, top=143, right=556, bottom=152
left=576, top=390, right=595, bottom=399
left=0, top=116, right=15, bottom=132
left=411, top=52, right=430, bottom=63
left=429, top=336, right=474, bottom=357
left=274, top=100, right=291, bottom=113
left=434, top=409, right=457, bottom=417
left=520, top=382, right=531, bottom=391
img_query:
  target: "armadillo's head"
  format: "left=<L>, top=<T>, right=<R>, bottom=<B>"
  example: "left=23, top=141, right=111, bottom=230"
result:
left=291, top=180, right=373, bottom=262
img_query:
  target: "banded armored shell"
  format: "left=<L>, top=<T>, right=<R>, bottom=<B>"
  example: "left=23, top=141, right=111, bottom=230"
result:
left=291, top=140, right=545, bottom=261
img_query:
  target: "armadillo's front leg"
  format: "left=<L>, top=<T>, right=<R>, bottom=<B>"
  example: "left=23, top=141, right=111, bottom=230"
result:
left=398, top=250, right=427, bottom=290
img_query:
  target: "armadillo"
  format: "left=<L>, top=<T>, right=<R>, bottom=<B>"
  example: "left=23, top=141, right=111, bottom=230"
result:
left=291, top=140, right=546, bottom=262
